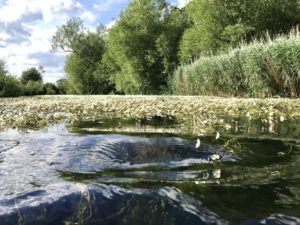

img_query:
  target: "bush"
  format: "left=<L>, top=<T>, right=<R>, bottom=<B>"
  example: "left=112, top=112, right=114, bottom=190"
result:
left=0, top=74, right=24, bottom=97
left=21, top=67, right=43, bottom=84
left=43, top=83, right=59, bottom=95
left=24, top=81, right=44, bottom=96
left=56, top=79, right=68, bottom=94
left=170, top=30, right=300, bottom=97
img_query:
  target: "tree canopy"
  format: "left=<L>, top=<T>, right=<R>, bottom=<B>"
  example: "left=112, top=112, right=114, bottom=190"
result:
left=52, top=18, right=114, bottom=94
left=51, top=17, right=86, bottom=54
left=0, top=59, right=24, bottom=97
left=179, top=0, right=300, bottom=62
left=20, top=67, right=43, bottom=84
left=105, top=0, right=188, bottom=94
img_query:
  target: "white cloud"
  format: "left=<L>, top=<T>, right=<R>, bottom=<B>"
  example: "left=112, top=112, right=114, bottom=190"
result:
left=106, top=20, right=116, bottom=29
left=177, top=0, right=189, bottom=8
left=0, top=0, right=82, bottom=23
left=0, top=0, right=84, bottom=82
left=0, top=0, right=28, bottom=22
left=0, top=0, right=130, bottom=83
left=82, top=11, right=96, bottom=23
left=0, top=32, right=10, bottom=41
left=93, top=0, right=128, bottom=12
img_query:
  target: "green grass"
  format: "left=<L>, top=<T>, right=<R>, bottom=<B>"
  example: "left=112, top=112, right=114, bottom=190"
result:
left=170, top=30, right=300, bottom=97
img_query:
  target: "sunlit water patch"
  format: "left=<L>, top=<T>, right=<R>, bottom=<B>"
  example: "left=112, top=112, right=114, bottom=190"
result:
left=0, top=122, right=299, bottom=225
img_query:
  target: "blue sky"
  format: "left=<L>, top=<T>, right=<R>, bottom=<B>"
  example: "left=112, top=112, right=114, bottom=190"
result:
left=0, top=0, right=188, bottom=83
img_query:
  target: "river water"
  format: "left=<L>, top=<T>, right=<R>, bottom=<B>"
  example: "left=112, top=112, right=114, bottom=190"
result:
left=0, top=120, right=299, bottom=225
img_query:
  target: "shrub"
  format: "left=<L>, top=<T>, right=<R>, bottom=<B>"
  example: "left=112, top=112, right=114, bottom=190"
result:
left=56, top=79, right=68, bottom=94
left=24, top=81, right=44, bottom=96
left=21, top=67, right=43, bottom=84
left=43, top=83, right=59, bottom=95
left=0, top=74, right=24, bottom=97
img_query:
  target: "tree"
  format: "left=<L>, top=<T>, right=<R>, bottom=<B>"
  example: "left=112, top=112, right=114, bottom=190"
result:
left=51, top=18, right=114, bottom=94
left=0, top=59, right=7, bottom=75
left=0, top=74, right=24, bottom=97
left=51, top=17, right=85, bottom=54
left=43, top=83, right=59, bottom=95
left=105, top=0, right=188, bottom=94
left=20, top=67, right=44, bottom=96
left=179, top=0, right=300, bottom=62
left=24, top=80, right=44, bottom=96
left=56, top=79, right=68, bottom=94
left=0, top=59, right=24, bottom=97
left=20, top=67, right=43, bottom=84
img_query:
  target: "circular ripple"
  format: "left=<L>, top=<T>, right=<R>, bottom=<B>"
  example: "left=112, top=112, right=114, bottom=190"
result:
left=53, top=135, right=234, bottom=173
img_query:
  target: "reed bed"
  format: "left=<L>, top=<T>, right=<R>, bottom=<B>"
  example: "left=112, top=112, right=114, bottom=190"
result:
left=170, top=30, right=300, bottom=97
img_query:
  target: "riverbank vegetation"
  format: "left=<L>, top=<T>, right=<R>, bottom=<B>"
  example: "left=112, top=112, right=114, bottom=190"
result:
left=0, top=61, right=63, bottom=97
left=1, top=0, right=300, bottom=97
left=171, top=31, right=300, bottom=97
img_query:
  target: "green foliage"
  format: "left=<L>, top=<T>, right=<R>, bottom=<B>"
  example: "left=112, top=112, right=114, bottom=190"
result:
left=105, top=0, right=188, bottom=94
left=64, top=53, right=93, bottom=94
left=24, top=81, right=44, bottom=96
left=180, top=0, right=300, bottom=62
left=0, top=59, right=24, bottom=97
left=52, top=18, right=113, bottom=94
left=0, top=59, right=7, bottom=75
left=43, top=83, right=59, bottom=95
left=19, top=66, right=47, bottom=96
left=171, top=31, right=300, bottom=97
left=0, top=74, right=24, bottom=97
left=0, top=59, right=60, bottom=97
left=51, top=17, right=85, bottom=54
left=56, top=79, right=68, bottom=94
left=47, top=1, right=300, bottom=97
left=21, top=67, right=43, bottom=84
left=64, top=47, right=114, bottom=94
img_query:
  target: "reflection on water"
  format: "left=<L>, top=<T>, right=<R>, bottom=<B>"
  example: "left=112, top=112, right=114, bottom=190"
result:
left=0, top=121, right=299, bottom=225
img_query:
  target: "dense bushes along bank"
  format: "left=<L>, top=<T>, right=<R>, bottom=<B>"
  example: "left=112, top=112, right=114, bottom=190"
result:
left=170, top=31, right=300, bottom=98
left=0, top=65, right=64, bottom=97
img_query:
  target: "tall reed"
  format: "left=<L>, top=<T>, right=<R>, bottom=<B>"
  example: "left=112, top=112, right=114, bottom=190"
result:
left=170, top=29, right=300, bottom=97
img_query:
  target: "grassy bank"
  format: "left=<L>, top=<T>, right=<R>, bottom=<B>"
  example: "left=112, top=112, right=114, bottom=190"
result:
left=170, top=31, right=300, bottom=97
left=0, top=96, right=300, bottom=141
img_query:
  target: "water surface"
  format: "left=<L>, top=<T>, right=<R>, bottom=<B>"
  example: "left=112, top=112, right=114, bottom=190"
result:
left=0, top=121, right=299, bottom=225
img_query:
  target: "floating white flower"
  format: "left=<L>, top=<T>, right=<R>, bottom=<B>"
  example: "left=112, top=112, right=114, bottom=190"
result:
left=225, top=124, right=232, bottom=130
left=213, top=169, right=221, bottom=179
left=211, top=154, right=220, bottom=161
